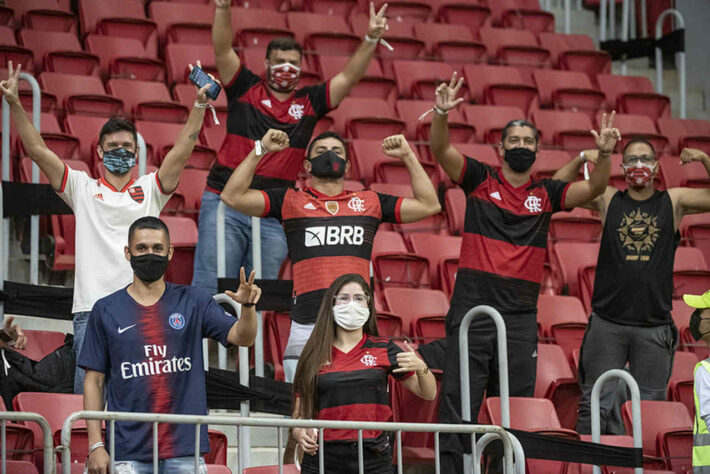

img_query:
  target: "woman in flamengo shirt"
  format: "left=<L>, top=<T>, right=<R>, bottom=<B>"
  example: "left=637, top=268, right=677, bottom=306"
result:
left=291, top=273, right=436, bottom=473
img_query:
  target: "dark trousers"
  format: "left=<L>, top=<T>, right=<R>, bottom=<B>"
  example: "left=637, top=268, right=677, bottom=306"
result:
left=576, top=313, right=677, bottom=434
left=300, top=437, right=394, bottom=474
left=438, top=304, right=538, bottom=473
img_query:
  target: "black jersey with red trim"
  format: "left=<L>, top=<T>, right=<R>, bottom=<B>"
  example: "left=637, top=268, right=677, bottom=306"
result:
left=206, top=66, right=333, bottom=193
left=315, top=334, right=412, bottom=441
left=451, top=156, right=571, bottom=317
left=261, top=187, right=403, bottom=324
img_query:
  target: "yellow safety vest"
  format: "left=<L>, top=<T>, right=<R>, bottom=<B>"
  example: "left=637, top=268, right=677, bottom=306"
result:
left=694, top=360, right=710, bottom=472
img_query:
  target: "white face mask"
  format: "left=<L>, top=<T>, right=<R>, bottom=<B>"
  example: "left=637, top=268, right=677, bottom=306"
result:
left=332, top=301, right=370, bottom=331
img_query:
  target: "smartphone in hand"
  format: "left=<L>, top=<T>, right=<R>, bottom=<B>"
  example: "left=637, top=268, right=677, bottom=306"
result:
left=0, top=329, right=14, bottom=344
left=189, top=65, right=221, bottom=101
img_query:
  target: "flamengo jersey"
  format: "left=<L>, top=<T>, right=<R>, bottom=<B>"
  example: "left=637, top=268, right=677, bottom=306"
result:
left=261, top=188, right=403, bottom=324
left=451, top=156, right=570, bottom=316
left=78, top=283, right=235, bottom=462
left=206, top=66, right=333, bottom=193
left=316, top=334, right=412, bottom=441
left=57, top=166, right=171, bottom=313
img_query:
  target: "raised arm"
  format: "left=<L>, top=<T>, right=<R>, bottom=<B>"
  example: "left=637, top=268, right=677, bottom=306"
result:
left=84, top=370, right=109, bottom=474
left=670, top=148, right=710, bottom=218
left=213, top=0, right=240, bottom=85
left=329, top=2, right=388, bottom=107
left=220, top=129, right=290, bottom=216
left=0, top=62, right=65, bottom=189
left=552, top=149, right=612, bottom=212
left=394, top=341, right=437, bottom=401
left=381, top=135, right=441, bottom=222
left=225, top=267, right=261, bottom=347
left=430, top=72, right=466, bottom=181
left=563, top=112, right=619, bottom=210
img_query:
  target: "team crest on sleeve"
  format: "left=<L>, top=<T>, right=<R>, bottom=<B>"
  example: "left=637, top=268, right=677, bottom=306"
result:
left=325, top=201, right=339, bottom=215
left=128, top=186, right=145, bottom=204
left=348, top=196, right=366, bottom=213
left=168, top=313, right=185, bottom=330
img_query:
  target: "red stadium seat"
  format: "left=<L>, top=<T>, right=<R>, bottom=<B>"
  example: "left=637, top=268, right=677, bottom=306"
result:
left=287, top=12, right=359, bottom=56
left=462, top=104, right=526, bottom=144
left=533, top=69, right=605, bottom=119
left=63, top=114, right=110, bottom=164
left=364, top=0, right=432, bottom=21
left=397, top=99, right=474, bottom=143
left=532, top=110, right=595, bottom=152
left=673, top=298, right=707, bottom=357
left=8, top=0, right=76, bottom=33
left=392, top=60, right=459, bottom=100
left=318, top=55, right=395, bottom=103
left=20, top=329, right=67, bottom=362
left=489, top=0, right=555, bottom=33
left=328, top=97, right=404, bottom=139
left=148, top=1, right=212, bottom=45
left=0, top=25, right=14, bottom=45
left=674, top=246, right=708, bottom=272
left=409, top=233, right=462, bottom=290
left=411, top=315, right=446, bottom=343
left=17, top=112, right=80, bottom=160
left=304, top=0, right=357, bottom=15
left=376, top=311, right=403, bottom=338
left=667, top=351, right=699, bottom=416
left=535, top=343, right=580, bottom=430
left=532, top=149, right=575, bottom=180
left=576, top=434, right=662, bottom=473
left=232, top=7, right=291, bottom=49
left=682, top=214, right=710, bottom=268
left=164, top=44, right=217, bottom=85
left=538, top=32, right=611, bottom=82
left=596, top=74, right=671, bottom=120
left=451, top=143, right=502, bottom=169
left=78, top=0, right=158, bottom=58
left=551, top=241, right=599, bottom=298
left=85, top=34, right=165, bottom=82
left=463, top=64, right=538, bottom=116
left=621, top=400, right=692, bottom=472
left=0, top=46, right=35, bottom=74
left=18, top=30, right=98, bottom=76
left=174, top=168, right=208, bottom=221
left=432, top=0, right=491, bottom=38
left=537, top=294, right=588, bottom=361
left=549, top=207, right=602, bottom=242
left=242, top=466, right=299, bottom=473
left=350, top=14, right=425, bottom=69
left=206, top=465, right=232, bottom=473
left=656, top=117, right=710, bottom=155
left=371, top=230, right=429, bottom=291
left=39, top=72, right=122, bottom=117
left=383, top=287, right=449, bottom=319
left=264, top=311, right=290, bottom=381
left=162, top=216, right=198, bottom=285
left=444, top=187, right=466, bottom=236
left=673, top=247, right=710, bottom=299
left=1, top=461, right=39, bottom=473
left=479, top=27, right=551, bottom=69
left=659, top=154, right=710, bottom=189
left=136, top=120, right=196, bottom=160
left=413, top=22, right=486, bottom=66
left=350, top=138, right=438, bottom=184
left=107, top=79, right=188, bottom=123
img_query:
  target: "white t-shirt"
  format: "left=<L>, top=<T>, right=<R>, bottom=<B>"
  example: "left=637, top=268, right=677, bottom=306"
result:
left=57, top=165, right=172, bottom=313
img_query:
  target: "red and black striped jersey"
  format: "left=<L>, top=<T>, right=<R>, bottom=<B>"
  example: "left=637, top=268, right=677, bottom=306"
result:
left=261, top=187, right=403, bottom=324
left=315, top=334, right=412, bottom=441
left=452, top=156, right=571, bottom=316
left=206, top=66, right=333, bottom=193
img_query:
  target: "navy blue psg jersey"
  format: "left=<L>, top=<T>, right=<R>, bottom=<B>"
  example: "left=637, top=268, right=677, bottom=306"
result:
left=78, top=283, right=235, bottom=462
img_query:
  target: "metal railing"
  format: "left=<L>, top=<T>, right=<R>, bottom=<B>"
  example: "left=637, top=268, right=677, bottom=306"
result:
left=590, top=369, right=643, bottom=474
left=655, top=9, right=686, bottom=119
left=1, top=411, right=53, bottom=474
left=59, top=411, right=518, bottom=474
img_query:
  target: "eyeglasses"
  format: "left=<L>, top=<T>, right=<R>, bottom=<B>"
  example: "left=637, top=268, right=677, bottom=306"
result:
left=334, top=293, right=369, bottom=306
left=623, top=155, right=656, bottom=166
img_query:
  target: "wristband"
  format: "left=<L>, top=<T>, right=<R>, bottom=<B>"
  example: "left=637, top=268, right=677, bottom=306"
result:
left=417, top=106, right=449, bottom=122
left=365, top=34, right=379, bottom=43
left=364, top=34, right=394, bottom=51
left=242, top=302, right=255, bottom=308
left=433, top=106, right=448, bottom=116
left=254, top=140, right=265, bottom=157
left=194, top=101, right=220, bottom=125
left=579, top=151, right=586, bottom=163
left=88, top=441, right=105, bottom=455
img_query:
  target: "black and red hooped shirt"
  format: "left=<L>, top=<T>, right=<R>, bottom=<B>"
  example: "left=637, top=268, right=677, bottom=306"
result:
left=451, top=156, right=570, bottom=317
left=261, top=187, right=403, bottom=324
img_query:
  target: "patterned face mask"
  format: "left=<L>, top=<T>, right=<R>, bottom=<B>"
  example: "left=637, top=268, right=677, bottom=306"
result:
left=102, top=148, right=136, bottom=175
left=267, top=62, right=301, bottom=92
left=622, top=161, right=656, bottom=189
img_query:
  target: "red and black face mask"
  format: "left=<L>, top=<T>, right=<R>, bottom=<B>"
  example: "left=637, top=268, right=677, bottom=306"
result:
left=309, top=150, right=346, bottom=179
left=267, top=63, right=300, bottom=92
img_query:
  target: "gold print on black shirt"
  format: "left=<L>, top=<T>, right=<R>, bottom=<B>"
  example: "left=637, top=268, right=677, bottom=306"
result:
left=617, top=208, right=660, bottom=261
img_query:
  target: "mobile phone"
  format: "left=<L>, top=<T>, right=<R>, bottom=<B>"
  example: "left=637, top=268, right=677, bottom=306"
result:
left=189, top=65, right=221, bottom=101
left=0, top=329, right=13, bottom=343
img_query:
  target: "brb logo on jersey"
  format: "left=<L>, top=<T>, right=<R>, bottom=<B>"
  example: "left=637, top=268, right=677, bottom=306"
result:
left=305, top=226, right=364, bottom=247
left=524, top=195, right=543, bottom=214
left=168, top=313, right=185, bottom=330
left=348, top=196, right=366, bottom=212
left=360, top=354, right=377, bottom=367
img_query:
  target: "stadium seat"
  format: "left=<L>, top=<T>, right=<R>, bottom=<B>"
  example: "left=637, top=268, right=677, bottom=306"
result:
left=551, top=241, right=599, bottom=299
left=596, top=74, right=671, bottom=120
left=444, top=187, right=466, bottom=237
left=533, top=69, right=605, bottom=119
left=162, top=216, right=198, bottom=285
left=0, top=422, right=34, bottom=462
left=350, top=13, right=426, bottom=70
left=673, top=298, right=708, bottom=358
left=148, top=1, right=212, bottom=45
left=461, top=104, right=526, bottom=144
left=304, top=0, right=357, bottom=15
left=431, top=0, right=491, bottom=38
left=0, top=45, right=35, bottom=74
left=549, top=207, right=602, bottom=242
left=673, top=247, right=710, bottom=299
left=85, top=34, right=165, bottom=82
left=409, top=233, right=462, bottom=290
left=20, top=329, right=67, bottom=362
left=604, top=113, right=669, bottom=155
left=463, top=64, right=538, bottom=116
left=411, top=315, right=446, bottom=343
left=657, top=117, right=710, bottom=155
left=413, top=22, right=486, bottom=66
left=681, top=213, right=710, bottom=268
left=78, top=0, right=158, bottom=58
left=242, top=465, right=299, bottom=473
left=575, top=434, right=660, bottom=473
left=0, top=25, right=14, bottom=45
left=136, top=120, right=197, bottom=161
left=8, top=0, right=76, bottom=33
left=63, top=114, right=112, bottom=164
left=535, top=343, right=580, bottom=430
left=397, top=99, right=474, bottom=143
left=659, top=154, right=710, bottom=189
left=532, top=149, right=575, bottom=180
left=537, top=294, right=588, bottom=361
left=107, top=79, right=189, bottom=123
left=287, top=12, right=359, bottom=56
left=392, top=60, right=460, bottom=100
left=667, top=351, right=699, bottom=416
left=451, top=143, right=503, bottom=169
left=479, top=27, right=551, bottom=69
left=328, top=97, right=404, bottom=139
left=364, top=0, right=432, bottom=20
left=318, top=55, right=396, bottom=102
left=18, top=30, right=98, bottom=76
left=538, top=32, right=611, bottom=81
left=39, top=72, right=122, bottom=118
left=232, top=7, right=291, bottom=49
left=173, top=168, right=209, bottom=221
left=371, top=230, right=430, bottom=292
left=621, top=400, right=692, bottom=472
left=264, top=311, right=290, bottom=381
left=376, top=311, right=404, bottom=338
left=532, top=110, right=595, bottom=152
left=489, top=0, right=555, bottom=33
left=1, top=461, right=39, bottom=473
left=382, top=288, right=450, bottom=326
left=164, top=44, right=217, bottom=85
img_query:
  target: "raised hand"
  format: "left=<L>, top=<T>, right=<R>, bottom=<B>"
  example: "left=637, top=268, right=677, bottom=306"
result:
left=260, top=129, right=290, bottom=154
left=580, top=149, right=599, bottom=165
left=382, top=134, right=414, bottom=160
left=393, top=341, right=428, bottom=374
left=214, top=0, right=230, bottom=9
left=226, top=267, right=262, bottom=307
left=368, top=2, right=388, bottom=39
left=188, top=61, right=220, bottom=105
left=0, top=61, right=21, bottom=106
left=435, top=71, right=465, bottom=113
left=680, top=147, right=709, bottom=165
left=3, top=316, right=26, bottom=350
left=293, top=427, right=319, bottom=456
left=591, top=111, right=621, bottom=155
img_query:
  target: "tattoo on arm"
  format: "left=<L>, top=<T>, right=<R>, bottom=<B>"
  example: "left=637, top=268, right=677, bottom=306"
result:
left=188, top=130, right=200, bottom=141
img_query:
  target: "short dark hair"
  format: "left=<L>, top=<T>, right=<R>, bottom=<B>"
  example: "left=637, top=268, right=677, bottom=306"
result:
left=99, top=118, right=137, bottom=147
left=501, top=119, right=539, bottom=144
left=265, top=37, right=303, bottom=60
left=128, top=216, right=170, bottom=245
left=306, top=131, right=347, bottom=159
left=622, top=138, right=656, bottom=158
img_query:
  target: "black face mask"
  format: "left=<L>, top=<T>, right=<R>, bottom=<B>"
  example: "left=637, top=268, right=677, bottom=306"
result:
left=504, top=147, right=537, bottom=173
left=689, top=308, right=710, bottom=341
left=309, top=150, right=347, bottom=179
left=130, top=253, right=170, bottom=283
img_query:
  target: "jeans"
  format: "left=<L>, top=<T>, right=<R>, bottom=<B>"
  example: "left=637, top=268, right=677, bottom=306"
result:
left=576, top=313, right=678, bottom=434
left=192, top=190, right=288, bottom=295
left=73, top=311, right=91, bottom=394
left=107, top=456, right=207, bottom=474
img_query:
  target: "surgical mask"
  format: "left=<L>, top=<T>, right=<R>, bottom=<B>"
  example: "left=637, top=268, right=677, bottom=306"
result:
left=504, top=147, right=536, bottom=173
left=309, top=150, right=347, bottom=179
left=130, top=253, right=169, bottom=283
left=267, top=62, right=301, bottom=92
left=623, top=161, right=656, bottom=190
left=689, top=308, right=710, bottom=341
left=333, top=301, right=370, bottom=331
left=102, top=148, right=136, bottom=175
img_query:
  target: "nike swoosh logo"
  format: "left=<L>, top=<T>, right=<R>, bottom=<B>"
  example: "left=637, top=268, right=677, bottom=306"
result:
left=118, top=324, right=136, bottom=334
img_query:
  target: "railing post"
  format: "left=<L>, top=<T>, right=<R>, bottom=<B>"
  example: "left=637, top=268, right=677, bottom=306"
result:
left=250, top=216, right=264, bottom=378
left=137, top=132, right=147, bottom=177
left=0, top=412, right=53, bottom=474
left=20, top=73, right=41, bottom=286
left=600, top=0, right=608, bottom=42
left=1, top=95, right=8, bottom=296
left=655, top=9, right=686, bottom=118
left=475, top=432, right=526, bottom=474
left=564, top=0, right=571, bottom=34
left=620, top=0, right=630, bottom=75
left=216, top=201, right=228, bottom=371
left=590, top=369, right=642, bottom=474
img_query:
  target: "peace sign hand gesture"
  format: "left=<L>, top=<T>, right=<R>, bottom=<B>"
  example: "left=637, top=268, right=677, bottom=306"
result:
left=226, top=267, right=262, bottom=307
left=0, top=61, right=21, bottom=106
left=591, top=111, right=621, bottom=155
left=435, top=72, right=465, bottom=113
left=368, top=2, right=388, bottom=40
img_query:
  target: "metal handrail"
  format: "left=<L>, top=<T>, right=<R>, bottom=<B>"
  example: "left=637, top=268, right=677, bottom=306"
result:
left=590, top=369, right=643, bottom=474
left=655, top=9, right=686, bottom=118
left=475, top=431, right=526, bottom=474
left=1, top=411, right=53, bottom=474
left=137, top=132, right=147, bottom=177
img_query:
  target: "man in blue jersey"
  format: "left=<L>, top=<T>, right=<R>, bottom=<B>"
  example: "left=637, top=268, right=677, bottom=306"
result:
left=79, top=216, right=261, bottom=473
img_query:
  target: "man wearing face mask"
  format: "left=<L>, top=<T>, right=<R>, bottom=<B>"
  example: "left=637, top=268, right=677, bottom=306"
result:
left=429, top=72, right=615, bottom=472
left=553, top=140, right=710, bottom=435
left=220, top=129, right=440, bottom=382
left=0, top=62, right=216, bottom=393
left=79, top=216, right=260, bottom=474
left=193, top=0, right=391, bottom=296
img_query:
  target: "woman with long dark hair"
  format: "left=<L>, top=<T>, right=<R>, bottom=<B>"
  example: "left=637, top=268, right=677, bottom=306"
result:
left=291, top=273, right=437, bottom=473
